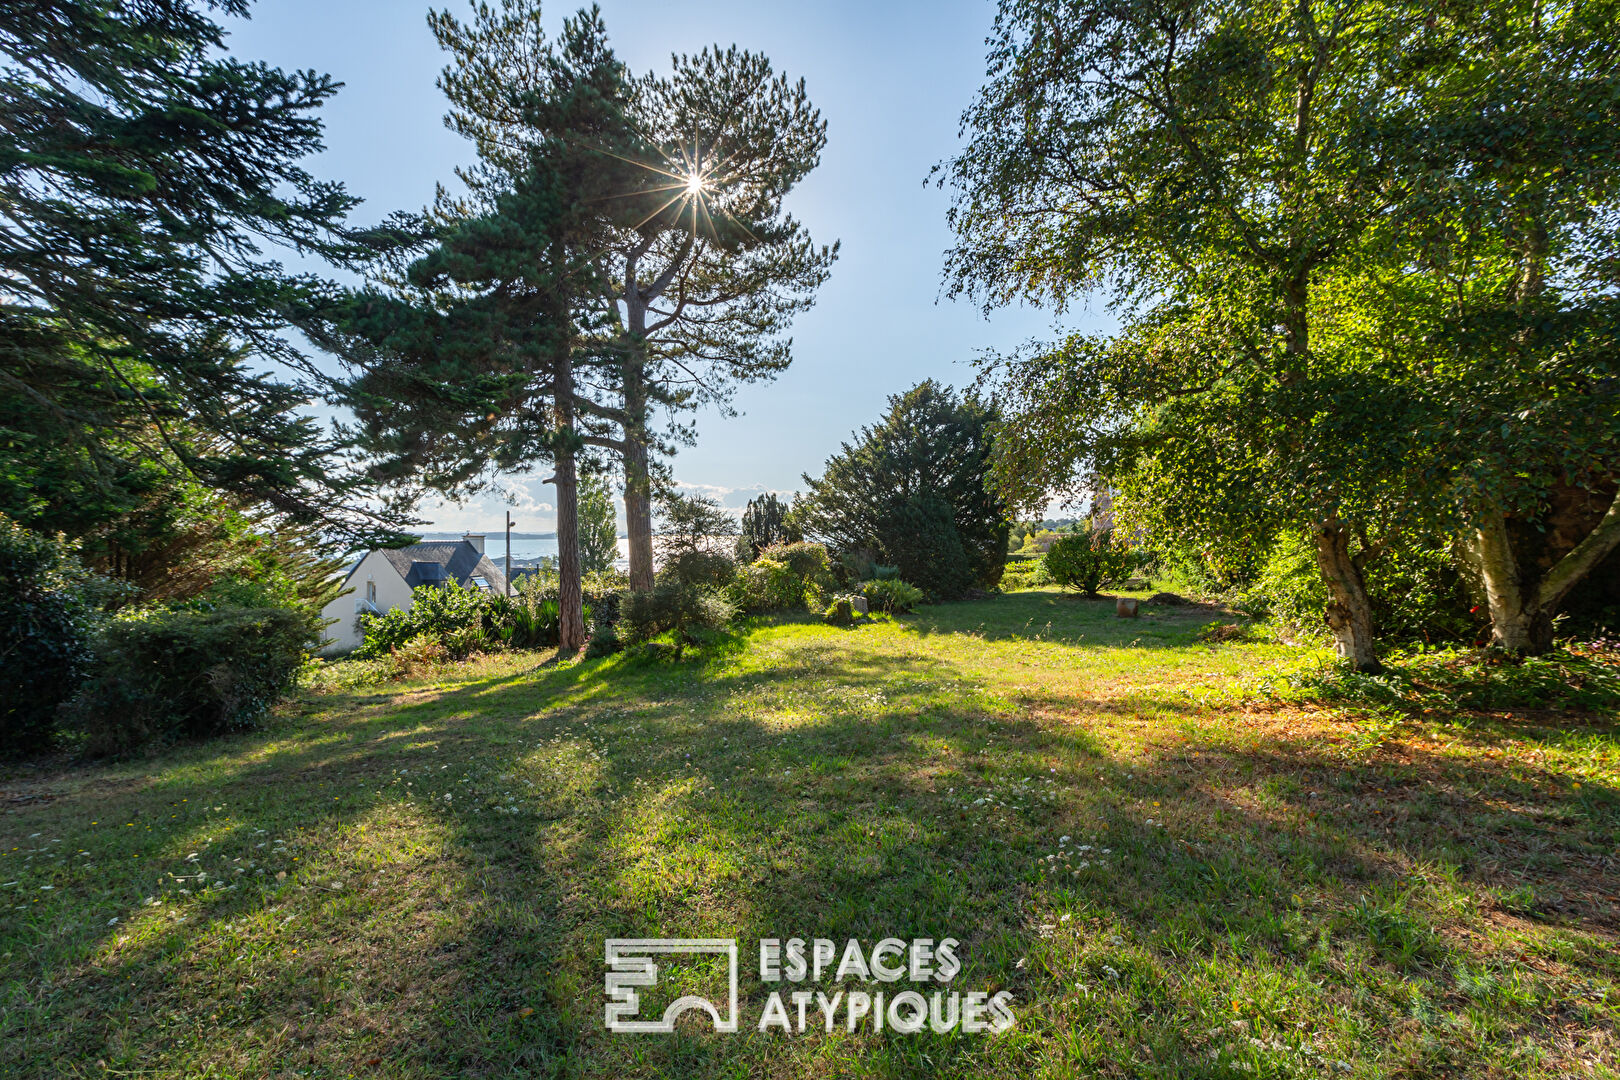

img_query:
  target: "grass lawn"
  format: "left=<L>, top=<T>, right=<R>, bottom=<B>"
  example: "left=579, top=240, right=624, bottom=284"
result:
left=2, top=588, right=1617, bottom=1078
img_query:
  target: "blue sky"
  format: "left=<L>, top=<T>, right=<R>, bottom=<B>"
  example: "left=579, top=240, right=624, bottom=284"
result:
left=226, top=0, right=1107, bottom=532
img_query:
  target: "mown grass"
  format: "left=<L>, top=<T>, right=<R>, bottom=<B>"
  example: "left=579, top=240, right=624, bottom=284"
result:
left=1, top=587, right=1616, bottom=1079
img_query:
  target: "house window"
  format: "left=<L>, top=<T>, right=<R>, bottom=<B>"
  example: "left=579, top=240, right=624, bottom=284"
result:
left=366, top=580, right=376, bottom=606
left=471, top=576, right=489, bottom=591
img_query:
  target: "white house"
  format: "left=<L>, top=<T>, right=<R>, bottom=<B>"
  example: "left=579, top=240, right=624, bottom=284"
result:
left=318, top=534, right=508, bottom=656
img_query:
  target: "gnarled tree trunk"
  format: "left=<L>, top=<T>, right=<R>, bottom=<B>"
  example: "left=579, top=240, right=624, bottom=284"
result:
left=1465, top=486, right=1620, bottom=655
left=1311, top=518, right=1382, bottom=673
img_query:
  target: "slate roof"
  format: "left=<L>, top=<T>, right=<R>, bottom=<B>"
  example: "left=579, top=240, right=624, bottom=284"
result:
left=370, top=541, right=507, bottom=594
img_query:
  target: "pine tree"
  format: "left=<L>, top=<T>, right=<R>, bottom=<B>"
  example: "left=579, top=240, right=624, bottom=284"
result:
left=308, top=11, right=634, bottom=652
left=420, top=1, right=837, bottom=592
left=0, top=0, right=399, bottom=545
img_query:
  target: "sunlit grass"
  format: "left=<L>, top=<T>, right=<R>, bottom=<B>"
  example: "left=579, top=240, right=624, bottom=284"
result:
left=1, top=588, right=1615, bottom=1077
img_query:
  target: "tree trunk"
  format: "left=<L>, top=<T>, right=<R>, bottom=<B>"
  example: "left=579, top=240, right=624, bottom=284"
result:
left=621, top=351, right=655, bottom=592
left=553, top=448, right=585, bottom=653
left=1467, top=511, right=1538, bottom=653
left=1311, top=519, right=1382, bottom=673
left=1467, top=487, right=1620, bottom=655
left=553, top=351, right=586, bottom=654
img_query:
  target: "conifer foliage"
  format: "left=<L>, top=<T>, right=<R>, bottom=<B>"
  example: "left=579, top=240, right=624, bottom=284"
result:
left=796, top=382, right=1009, bottom=599
left=0, top=0, right=397, bottom=543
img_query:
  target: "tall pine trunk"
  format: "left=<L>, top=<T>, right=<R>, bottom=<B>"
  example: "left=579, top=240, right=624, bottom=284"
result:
left=1312, top=518, right=1382, bottom=673
left=553, top=353, right=586, bottom=653
left=622, top=359, right=655, bottom=592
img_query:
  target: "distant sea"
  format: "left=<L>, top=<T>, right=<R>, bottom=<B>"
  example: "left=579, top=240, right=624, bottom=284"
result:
left=415, top=532, right=631, bottom=567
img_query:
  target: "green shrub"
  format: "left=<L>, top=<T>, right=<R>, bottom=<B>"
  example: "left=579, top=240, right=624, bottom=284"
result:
left=1000, top=558, right=1051, bottom=590
left=1240, top=531, right=1474, bottom=645
left=68, top=606, right=317, bottom=754
left=381, top=632, right=451, bottom=680
left=1044, top=531, right=1139, bottom=597
left=862, top=578, right=925, bottom=613
left=355, top=583, right=493, bottom=660
left=730, top=543, right=834, bottom=614
left=658, top=549, right=738, bottom=590
left=619, top=584, right=736, bottom=646
left=761, top=541, right=835, bottom=586
left=585, top=619, right=622, bottom=658
left=0, top=515, right=115, bottom=756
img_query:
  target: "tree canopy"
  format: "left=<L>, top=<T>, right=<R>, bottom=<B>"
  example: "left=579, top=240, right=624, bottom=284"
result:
left=0, top=0, right=401, bottom=548
left=943, top=0, right=1620, bottom=664
left=797, top=381, right=1009, bottom=598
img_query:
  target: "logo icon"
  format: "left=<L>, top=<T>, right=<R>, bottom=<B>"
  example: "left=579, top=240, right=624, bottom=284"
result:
left=604, top=938, right=739, bottom=1033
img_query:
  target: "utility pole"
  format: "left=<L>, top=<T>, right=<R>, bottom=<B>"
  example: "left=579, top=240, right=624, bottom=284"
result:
left=505, top=509, right=514, bottom=597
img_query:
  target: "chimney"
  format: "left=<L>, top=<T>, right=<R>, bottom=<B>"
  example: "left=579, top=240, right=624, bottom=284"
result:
left=462, top=532, right=485, bottom=554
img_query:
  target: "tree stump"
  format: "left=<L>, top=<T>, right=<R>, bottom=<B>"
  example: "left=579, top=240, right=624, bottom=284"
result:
left=1116, top=597, right=1140, bottom=618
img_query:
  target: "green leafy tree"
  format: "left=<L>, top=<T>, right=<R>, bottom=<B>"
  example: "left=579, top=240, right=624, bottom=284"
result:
left=796, top=381, right=1010, bottom=598
left=578, top=473, right=619, bottom=575
left=0, top=0, right=401, bottom=545
left=737, top=493, right=800, bottom=560
left=1368, top=4, right=1620, bottom=653
left=941, top=0, right=1489, bottom=670
left=946, top=0, right=1620, bottom=663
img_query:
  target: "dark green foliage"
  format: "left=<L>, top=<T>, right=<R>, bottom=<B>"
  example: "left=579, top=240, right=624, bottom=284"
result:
left=0, top=0, right=400, bottom=545
left=1044, top=532, right=1139, bottom=598
left=797, top=381, right=1010, bottom=600
left=618, top=584, right=736, bottom=646
left=658, top=550, right=738, bottom=591
left=884, top=495, right=973, bottom=599
left=737, top=494, right=800, bottom=560
left=69, top=607, right=317, bottom=755
left=0, top=517, right=112, bottom=756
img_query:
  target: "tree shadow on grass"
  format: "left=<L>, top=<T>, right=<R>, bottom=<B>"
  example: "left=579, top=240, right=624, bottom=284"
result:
left=1, top=627, right=1616, bottom=1078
